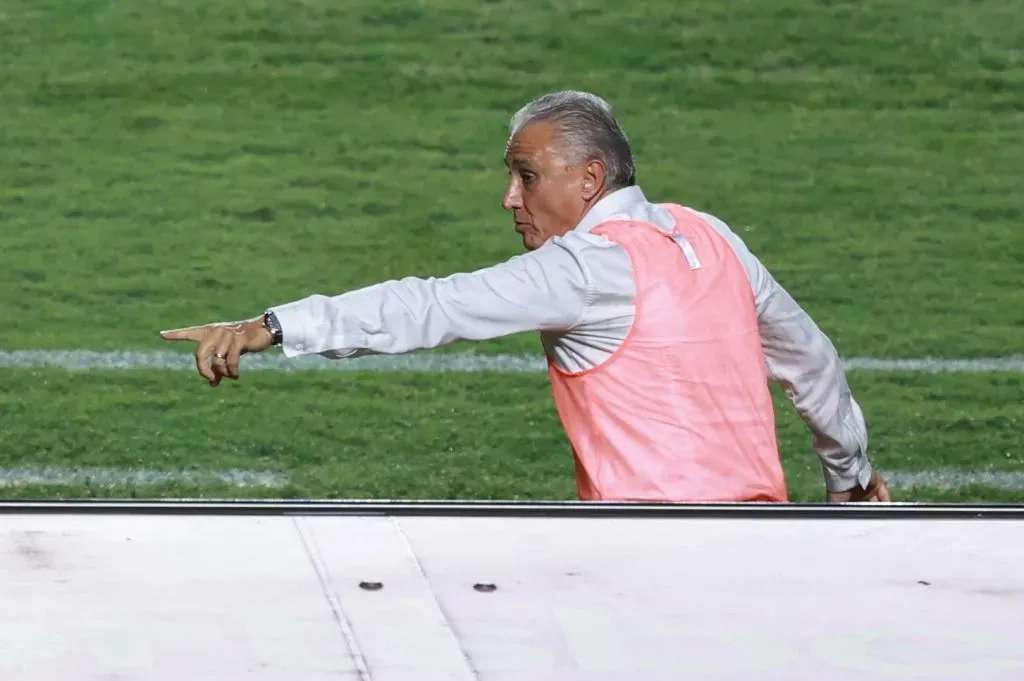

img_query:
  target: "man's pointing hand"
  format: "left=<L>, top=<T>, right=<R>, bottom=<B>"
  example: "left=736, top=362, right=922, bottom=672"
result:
left=160, top=317, right=275, bottom=387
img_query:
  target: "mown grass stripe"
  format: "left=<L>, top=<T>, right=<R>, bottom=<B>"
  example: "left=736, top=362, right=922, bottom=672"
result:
left=1, top=351, right=1022, bottom=373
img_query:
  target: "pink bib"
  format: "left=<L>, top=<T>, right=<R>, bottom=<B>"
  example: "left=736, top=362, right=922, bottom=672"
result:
left=548, top=204, right=788, bottom=502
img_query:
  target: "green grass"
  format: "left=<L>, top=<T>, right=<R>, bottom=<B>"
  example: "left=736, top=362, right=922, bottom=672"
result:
left=1, top=368, right=1021, bottom=502
left=0, top=0, right=1021, bottom=501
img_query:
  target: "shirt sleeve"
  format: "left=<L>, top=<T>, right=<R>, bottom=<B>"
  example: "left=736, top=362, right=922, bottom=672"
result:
left=750, top=266, right=874, bottom=493
left=700, top=213, right=873, bottom=493
left=267, top=240, right=591, bottom=360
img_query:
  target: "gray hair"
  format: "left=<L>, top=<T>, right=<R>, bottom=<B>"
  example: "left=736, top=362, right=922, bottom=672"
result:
left=508, top=90, right=636, bottom=191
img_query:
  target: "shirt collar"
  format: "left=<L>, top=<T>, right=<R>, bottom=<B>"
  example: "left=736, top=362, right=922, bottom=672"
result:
left=573, top=185, right=649, bottom=234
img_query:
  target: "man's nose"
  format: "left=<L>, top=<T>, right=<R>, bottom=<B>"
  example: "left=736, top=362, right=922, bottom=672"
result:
left=502, top=182, right=521, bottom=211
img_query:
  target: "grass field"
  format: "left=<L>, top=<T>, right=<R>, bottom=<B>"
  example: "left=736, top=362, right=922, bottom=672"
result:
left=1, top=0, right=1021, bottom=502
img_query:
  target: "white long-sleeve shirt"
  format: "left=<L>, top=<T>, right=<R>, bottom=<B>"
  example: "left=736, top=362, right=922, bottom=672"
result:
left=270, top=186, right=873, bottom=493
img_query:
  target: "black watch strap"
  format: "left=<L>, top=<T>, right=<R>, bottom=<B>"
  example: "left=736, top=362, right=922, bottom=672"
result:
left=263, top=310, right=284, bottom=346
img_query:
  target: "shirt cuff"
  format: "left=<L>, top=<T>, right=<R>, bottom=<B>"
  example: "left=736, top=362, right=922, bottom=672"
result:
left=820, top=450, right=874, bottom=493
left=267, top=300, right=319, bottom=359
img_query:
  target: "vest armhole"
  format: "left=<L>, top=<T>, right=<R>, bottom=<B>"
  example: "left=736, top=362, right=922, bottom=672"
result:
left=549, top=228, right=645, bottom=380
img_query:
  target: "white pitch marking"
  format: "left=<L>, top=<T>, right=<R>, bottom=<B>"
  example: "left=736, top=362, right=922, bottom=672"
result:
left=0, top=466, right=287, bottom=488
left=0, top=466, right=1020, bottom=492
left=0, top=350, right=1021, bottom=373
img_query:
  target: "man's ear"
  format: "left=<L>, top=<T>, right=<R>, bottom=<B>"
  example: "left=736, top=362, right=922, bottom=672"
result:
left=581, top=159, right=606, bottom=201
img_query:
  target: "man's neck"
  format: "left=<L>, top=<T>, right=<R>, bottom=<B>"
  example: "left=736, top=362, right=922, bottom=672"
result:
left=573, top=185, right=647, bottom=234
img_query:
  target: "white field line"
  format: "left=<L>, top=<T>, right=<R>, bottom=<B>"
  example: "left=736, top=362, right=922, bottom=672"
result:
left=0, top=466, right=1020, bottom=491
left=884, top=470, right=1024, bottom=491
left=0, top=350, right=1022, bottom=373
left=0, top=467, right=288, bottom=488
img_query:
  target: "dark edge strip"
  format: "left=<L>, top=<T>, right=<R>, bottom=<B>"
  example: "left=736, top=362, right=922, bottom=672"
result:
left=0, top=499, right=1021, bottom=519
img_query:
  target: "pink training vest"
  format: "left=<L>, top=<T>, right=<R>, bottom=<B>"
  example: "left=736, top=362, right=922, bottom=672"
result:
left=547, top=204, right=788, bottom=502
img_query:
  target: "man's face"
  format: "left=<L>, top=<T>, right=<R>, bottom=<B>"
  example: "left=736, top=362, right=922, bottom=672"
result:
left=502, top=121, right=603, bottom=251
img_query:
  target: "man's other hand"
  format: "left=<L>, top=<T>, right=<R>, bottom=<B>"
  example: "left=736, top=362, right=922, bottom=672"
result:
left=827, top=469, right=892, bottom=503
left=160, top=318, right=274, bottom=387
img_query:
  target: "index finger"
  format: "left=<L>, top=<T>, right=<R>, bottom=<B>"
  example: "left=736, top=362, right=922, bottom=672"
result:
left=160, top=326, right=208, bottom=342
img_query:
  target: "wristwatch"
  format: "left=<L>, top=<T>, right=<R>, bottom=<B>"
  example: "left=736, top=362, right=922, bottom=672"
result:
left=262, top=310, right=283, bottom=346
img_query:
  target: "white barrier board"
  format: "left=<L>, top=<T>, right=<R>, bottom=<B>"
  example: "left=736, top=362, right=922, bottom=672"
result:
left=1, top=512, right=1022, bottom=680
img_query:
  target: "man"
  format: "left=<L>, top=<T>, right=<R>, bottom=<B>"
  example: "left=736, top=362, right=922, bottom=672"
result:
left=161, top=90, right=890, bottom=503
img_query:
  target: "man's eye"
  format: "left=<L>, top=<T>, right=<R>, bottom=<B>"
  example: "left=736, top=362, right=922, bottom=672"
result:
left=521, top=173, right=535, bottom=186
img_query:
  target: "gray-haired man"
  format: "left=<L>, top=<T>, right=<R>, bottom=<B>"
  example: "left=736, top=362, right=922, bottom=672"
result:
left=161, top=90, right=889, bottom=503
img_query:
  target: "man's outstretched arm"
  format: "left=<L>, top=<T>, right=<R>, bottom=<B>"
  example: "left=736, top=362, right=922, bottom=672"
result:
left=161, top=241, right=591, bottom=385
